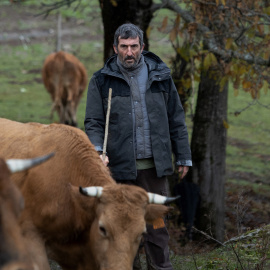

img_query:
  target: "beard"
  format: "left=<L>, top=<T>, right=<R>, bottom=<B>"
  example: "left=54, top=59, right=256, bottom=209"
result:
left=119, top=54, right=141, bottom=69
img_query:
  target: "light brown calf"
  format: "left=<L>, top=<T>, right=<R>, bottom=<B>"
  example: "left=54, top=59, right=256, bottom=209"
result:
left=42, top=51, right=87, bottom=126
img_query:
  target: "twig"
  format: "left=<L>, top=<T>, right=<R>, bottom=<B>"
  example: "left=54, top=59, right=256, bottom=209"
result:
left=36, top=0, right=78, bottom=17
left=226, top=239, right=245, bottom=270
left=191, top=250, right=200, bottom=270
left=193, top=226, right=246, bottom=269
left=102, top=88, right=112, bottom=161
left=192, top=226, right=225, bottom=247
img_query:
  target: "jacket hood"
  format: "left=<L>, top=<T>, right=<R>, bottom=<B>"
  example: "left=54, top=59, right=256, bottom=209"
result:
left=102, top=51, right=171, bottom=76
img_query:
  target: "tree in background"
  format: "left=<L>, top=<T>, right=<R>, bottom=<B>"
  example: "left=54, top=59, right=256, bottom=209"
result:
left=100, top=0, right=155, bottom=62
left=38, top=0, right=270, bottom=242
left=38, top=0, right=156, bottom=61
left=159, top=0, right=270, bottom=241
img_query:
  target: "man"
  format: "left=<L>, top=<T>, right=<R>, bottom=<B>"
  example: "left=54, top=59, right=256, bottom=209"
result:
left=84, top=23, right=192, bottom=270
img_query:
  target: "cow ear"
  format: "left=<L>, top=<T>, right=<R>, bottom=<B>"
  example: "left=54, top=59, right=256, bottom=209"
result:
left=144, top=205, right=172, bottom=225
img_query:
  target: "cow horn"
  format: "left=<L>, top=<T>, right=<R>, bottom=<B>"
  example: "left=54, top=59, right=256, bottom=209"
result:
left=79, top=186, right=103, bottom=198
left=6, top=152, right=55, bottom=173
left=148, top=192, right=180, bottom=204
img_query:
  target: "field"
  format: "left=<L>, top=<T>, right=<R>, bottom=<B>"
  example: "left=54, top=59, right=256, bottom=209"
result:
left=1, top=2, right=270, bottom=269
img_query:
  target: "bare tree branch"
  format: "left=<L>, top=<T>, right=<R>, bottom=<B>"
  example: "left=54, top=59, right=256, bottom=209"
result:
left=36, top=0, right=78, bottom=17
left=37, top=0, right=270, bottom=67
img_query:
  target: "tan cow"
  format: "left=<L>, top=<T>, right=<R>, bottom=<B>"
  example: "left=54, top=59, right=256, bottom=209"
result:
left=42, top=51, right=87, bottom=127
left=0, top=153, right=54, bottom=270
left=0, top=118, right=177, bottom=270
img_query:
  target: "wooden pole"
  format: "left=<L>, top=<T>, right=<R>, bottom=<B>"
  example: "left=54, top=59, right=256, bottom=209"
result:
left=102, top=88, right=112, bottom=161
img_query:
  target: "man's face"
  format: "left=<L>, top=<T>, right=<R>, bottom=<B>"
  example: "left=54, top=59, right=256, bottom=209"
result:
left=113, top=36, right=144, bottom=69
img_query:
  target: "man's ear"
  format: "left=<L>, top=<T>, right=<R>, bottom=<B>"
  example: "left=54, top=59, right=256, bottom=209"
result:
left=141, top=43, right=145, bottom=52
left=113, top=45, right=118, bottom=54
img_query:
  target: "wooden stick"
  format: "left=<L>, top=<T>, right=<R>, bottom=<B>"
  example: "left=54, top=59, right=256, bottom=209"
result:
left=102, top=88, right=112, bottom=161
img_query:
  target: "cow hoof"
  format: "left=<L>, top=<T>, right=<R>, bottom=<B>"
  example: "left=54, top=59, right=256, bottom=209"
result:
left=71, top=121, right=78, bottom=127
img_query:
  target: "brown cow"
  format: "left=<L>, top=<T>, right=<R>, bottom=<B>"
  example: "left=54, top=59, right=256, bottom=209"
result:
left=42, top=51, right=87, bottom=127
left=0, top=153, right=54, bottom=270
left=0, top=118, right=177, bottom=270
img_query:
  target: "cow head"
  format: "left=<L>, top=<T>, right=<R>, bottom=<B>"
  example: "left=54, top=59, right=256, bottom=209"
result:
left=0, top=153, right=54, bottom=270
left=79, top=184, right=178, bottom=270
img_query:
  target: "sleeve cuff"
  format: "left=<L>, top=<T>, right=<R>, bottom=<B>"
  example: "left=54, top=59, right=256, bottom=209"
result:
left=175, top=160, right=192, bottom=166
left=95, top=146, right=107, bottom=155
left=95, top=146, right=103, bottom=152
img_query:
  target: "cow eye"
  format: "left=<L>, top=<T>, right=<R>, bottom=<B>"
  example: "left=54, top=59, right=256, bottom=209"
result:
left=99, top=225, right=107, bottom=237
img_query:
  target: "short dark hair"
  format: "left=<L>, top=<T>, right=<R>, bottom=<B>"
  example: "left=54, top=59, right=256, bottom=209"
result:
left=114, top=23, right=144, bottom=48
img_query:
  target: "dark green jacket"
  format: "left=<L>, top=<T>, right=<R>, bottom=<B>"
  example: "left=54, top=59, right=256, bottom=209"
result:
left=84, top=51, right=192, bottom=180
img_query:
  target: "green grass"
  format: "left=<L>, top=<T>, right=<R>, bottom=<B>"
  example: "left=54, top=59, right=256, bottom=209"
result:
left=0, top=42, right=104, bottom=128
left=173, top=225, right=270, bottom=270
left=226, top=88, right=270, bottom=183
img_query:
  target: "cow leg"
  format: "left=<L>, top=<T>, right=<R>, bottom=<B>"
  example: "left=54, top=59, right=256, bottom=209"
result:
left=66, top=89, right=78, bottom=127
left=70, top=98, right=79, bottom=127
left=50, top=102, right=56, bottom=121
left=50, top=99, right=65, bottom=124
left=62, top=106, right=70, bottom=125
left=69, top=106, right=78, bottom=127
left=57, top=102, right=66, bottom=124
left=70, top=112, right=77, bottom=127
left=65, top=104, right=77, bottom=126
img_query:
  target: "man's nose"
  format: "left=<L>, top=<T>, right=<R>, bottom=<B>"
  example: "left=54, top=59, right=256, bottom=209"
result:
left=127, top=46, right=132, bottom=55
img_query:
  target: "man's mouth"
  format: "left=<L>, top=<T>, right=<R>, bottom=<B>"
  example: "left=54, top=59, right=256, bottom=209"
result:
left=125, top=57, right=135, bottom=62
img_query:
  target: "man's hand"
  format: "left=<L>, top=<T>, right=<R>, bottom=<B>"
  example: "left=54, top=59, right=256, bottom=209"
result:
left=178, top=165, right=189, bottom=179
left=99, top=154, right=109, bottom=167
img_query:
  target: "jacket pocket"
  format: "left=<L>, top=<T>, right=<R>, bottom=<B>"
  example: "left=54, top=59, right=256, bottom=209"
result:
left=150, top=81, right=169, bottom=106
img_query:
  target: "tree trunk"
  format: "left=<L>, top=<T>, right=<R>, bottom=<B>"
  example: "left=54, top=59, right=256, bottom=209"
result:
left=99, top=0, right=153, bottom=62
left=170, top=52, right=191, bottom=112
left=56, top=12, right=62, bottom=52
left=191, top=68, right=228, bottom=242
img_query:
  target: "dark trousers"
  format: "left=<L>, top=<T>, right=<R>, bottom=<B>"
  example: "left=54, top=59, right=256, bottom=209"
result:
left=116, top=168, right=173, bottom=270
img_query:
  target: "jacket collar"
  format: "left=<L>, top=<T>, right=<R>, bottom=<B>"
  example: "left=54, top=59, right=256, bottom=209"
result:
left=101, top=51, right=171, bottom=80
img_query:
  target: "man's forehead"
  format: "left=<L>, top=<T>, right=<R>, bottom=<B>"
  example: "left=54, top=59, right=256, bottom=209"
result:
left=118, top=36, right=140, bottom=45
